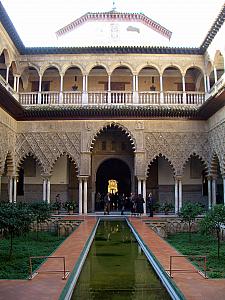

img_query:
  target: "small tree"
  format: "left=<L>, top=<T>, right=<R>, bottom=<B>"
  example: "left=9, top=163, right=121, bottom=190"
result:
left=179, top=202, right=203, bottom=242
left=0, top=203, right=34, bottom=258
left=200, top=204, right=225, bottom=258
left=30, top=202, right=51, bottom=239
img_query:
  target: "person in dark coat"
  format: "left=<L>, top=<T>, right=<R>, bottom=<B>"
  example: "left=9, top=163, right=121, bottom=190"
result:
left=104, top=193, right=111, bottom=215
left=147, top=193, right=154, bottom=217
left=136, top=194, right=144, bottom=216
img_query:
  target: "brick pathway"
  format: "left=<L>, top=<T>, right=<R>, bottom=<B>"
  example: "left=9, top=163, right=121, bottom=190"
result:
left=129, top=217, right=225, bottom=300
left=0, top=216, right=97, bottom=300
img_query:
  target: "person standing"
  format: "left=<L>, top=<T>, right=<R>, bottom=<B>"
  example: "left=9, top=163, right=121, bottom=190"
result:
left=104, top=193, right=111, bottom=215
left=136, top=194, right=144, bottom=216
left=147, top=193, right=154, bottom=217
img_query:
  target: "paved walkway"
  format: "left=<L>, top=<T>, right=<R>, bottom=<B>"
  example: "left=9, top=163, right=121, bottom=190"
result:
left=0, top=215, right=225, bottom=300
left=129, top=217, right=225, bottom=300
left=0, top=216, right=97, bottom=300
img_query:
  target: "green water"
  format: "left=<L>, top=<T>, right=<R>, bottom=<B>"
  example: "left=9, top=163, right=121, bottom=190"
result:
left=71, top=220, right=171, bottom=300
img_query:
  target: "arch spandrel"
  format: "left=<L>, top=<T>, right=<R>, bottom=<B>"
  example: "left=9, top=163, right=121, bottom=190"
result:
left=110, top=63, right=134, bottom=74
left=88, top=122, right=136, bottom=152
left=136, top=63, right=161, bottom=75
left=145, top=132, right=209, bottom=177
left=86, top=63, right=110, bottom=75
left=16, top=132, right=81, bottom=177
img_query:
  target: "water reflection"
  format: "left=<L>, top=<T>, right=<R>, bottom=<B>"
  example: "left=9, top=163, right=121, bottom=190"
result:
left=72, top=220, right=171, bottom=300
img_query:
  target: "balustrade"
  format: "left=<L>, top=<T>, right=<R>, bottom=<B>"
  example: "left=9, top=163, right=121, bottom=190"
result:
left=138, top=92, right=160, bottom=104
left=63, top=91, right=82, bottom=105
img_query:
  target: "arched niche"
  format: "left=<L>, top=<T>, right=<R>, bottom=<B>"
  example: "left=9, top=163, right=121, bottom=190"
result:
left=91, top=123, right=135, bottom=212
left=51, top=154, right=78, bottom=207
left=184, top=67, right=204, bottom=92
left=162, top=66, right=182, bottom=91
left=138, top=66, right=160, bottom=92
left=42, top=66, right=60, bottom=92
left=147, top=155, right=175, bottom=210
left=16, top=155, right=43, bottom=203
left=88, top=65, right=108, bottom=92
left=182, top=155, right=208, bottom=208
left=19, top=66, right=39, bottom=92
left=64, top=66, right=83, bottom=91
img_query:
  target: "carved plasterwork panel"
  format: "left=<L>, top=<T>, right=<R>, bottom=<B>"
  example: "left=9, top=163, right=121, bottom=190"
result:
left=0, top=123, right=16, bottom=174
left=16, top=132, right=81, bottom=176
left=208, top=122, right=225, bottom=174
left=145, top=132, right=209, bottom=176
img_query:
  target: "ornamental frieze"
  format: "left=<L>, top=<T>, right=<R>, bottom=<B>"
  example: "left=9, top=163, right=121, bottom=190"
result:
left=15, top=132, right=81, bottom=176
left=145, top=132, right=209, bottom=176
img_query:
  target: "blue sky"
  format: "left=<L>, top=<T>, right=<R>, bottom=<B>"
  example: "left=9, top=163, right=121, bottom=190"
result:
left=1, top=0, right=224, bottom=47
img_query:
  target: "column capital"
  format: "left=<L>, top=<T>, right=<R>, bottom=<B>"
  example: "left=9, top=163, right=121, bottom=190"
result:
left=78, top=175, right=89, bottom=180
left=136, top=176, right=146, bottom=181
left=174, top=175, right=182, bottom=181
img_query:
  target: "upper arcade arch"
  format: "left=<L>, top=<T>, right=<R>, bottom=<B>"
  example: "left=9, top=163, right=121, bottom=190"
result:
left=184, top=67, right=205, bottom=92
left=86, top=63, right=109, bottom=75
left=110, top=63, right=134, bottom=75
left=137, top=64, right=161, bottom=75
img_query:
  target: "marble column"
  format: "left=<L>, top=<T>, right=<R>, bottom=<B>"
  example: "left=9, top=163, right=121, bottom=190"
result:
left=207, top=176, right=212, bottom=209
left=182, top=76, right=186, bottom=104
left=47, top=179, right=51, bottom=204
left=213, top=67, right=218, bottom=83
left=159, top=74, right=163, bottom=104
left=142, top=179, right=146, bottom=215
left=59, top=73, right=64, bottom=104
left=108, top=75, right=111, bottom=104
left=13, top=176, right=17, bottom=203
left=174, top=178, right=179, bottom=214
left=83, top=178, right=88, bottom=214
left=206, top=75, right=210, bottom=91
left=138, top=178, right=142, bottom=195
left=82, top=75, right=88, bottom=105
left=203, top=74, right=207, bottom=93
left=178, top=178, right=183, bottom=211
left=38, top=74, right=42, bottom=104
left=79, top=178, right=83, bottom=215
left=9, top=177, right=13, bottom=203
left=43, top=178, right=47, bottom=202
left=6, top=65, right=9, bottom=83
left=212, top=177, right=217, bottom=206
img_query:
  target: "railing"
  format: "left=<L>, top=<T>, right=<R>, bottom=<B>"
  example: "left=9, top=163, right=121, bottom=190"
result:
left=166, top=255, right=207, bottom=279
left=164, top=91, right=183, bottom=104
left=63, top=91, right=82, bottom=105
left=186, top=92, right=205, bottom=104
left=29, top=256, right=70, bottom=280
left=139, top=91, right=160, bottom=104
left=110, top=91, right=133, bottom=104
left=17, top=91, right=206, bottom=107
left=88, top=91, right=108, bottom=105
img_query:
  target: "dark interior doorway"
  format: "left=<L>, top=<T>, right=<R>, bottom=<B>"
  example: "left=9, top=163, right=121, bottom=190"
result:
left=96, top=158, right=131, bottom=203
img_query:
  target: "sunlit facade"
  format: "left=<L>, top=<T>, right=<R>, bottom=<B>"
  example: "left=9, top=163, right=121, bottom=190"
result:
left=0, top=2, right=224, bottom=214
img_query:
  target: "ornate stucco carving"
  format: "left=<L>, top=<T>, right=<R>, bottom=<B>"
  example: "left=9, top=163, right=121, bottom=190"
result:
left=145, top=132, right=209, bottom=176
left=15, top=132, right=81, bottom=176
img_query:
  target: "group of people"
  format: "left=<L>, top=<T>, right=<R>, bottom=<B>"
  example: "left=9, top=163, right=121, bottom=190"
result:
left=96, top=191, right=154, bottom=217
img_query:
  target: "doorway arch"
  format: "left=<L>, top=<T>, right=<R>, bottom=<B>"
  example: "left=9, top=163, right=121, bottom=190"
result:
left=95, top=158, right=131, bottom=211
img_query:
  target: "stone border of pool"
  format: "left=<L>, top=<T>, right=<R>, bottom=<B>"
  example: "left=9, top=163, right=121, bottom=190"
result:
left=126, top=218, right=185, bottom=300
left=59, top=218, right=100, bottom=300
left=59, top=216, right=185, bottom=300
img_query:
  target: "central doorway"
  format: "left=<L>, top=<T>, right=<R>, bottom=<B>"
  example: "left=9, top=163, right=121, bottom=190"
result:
left=96, top=158, right=131, bottom=211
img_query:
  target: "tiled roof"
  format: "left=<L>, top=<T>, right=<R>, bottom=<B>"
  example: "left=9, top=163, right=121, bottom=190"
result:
left=55, top=11, right=172, bottom=40
left=200, top=3, right=225, bottom=51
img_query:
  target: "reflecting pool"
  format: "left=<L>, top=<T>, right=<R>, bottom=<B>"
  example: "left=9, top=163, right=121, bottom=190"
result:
left=72, top=220, right=171, bottom=300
